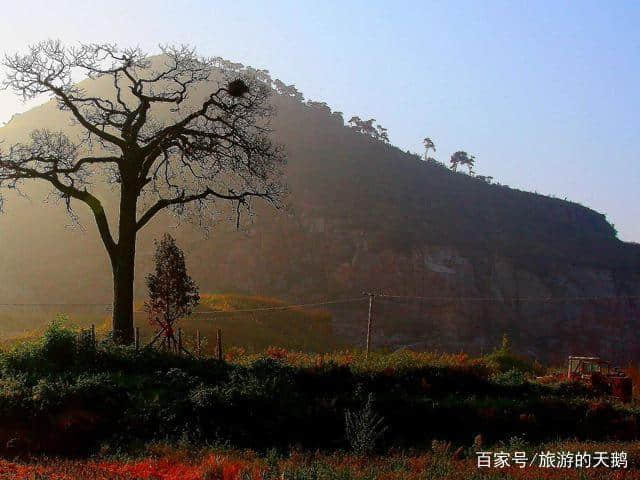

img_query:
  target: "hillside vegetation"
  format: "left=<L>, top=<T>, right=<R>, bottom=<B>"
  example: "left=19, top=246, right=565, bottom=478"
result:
left=0, top=57, right=638, bottom=362
left=0, top=323, right=638, bottom=458
left=0, top=57, right=637, bottom=303
left=144, top=293, right=337, bottom=353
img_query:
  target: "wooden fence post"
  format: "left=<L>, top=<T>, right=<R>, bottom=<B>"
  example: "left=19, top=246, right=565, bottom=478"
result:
left=216, top=328, right=223, bottom=361
left=178, top=328, right=183, bottom=355
left=135, top=327, right=140, bottom=351
left=196, top=329, right=201, bottom=359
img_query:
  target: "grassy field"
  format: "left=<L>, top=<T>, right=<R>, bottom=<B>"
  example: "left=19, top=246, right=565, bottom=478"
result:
left=0, top=294, right=339, bottom=353
left=0, top=308, right=104, bottom=345
left=166, top=294, right=339, bottom=354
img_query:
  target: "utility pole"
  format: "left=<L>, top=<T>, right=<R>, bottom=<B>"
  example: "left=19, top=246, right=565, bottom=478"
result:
left=216, top=328, right=223, bottom=361
left=362, top=291, right=375, bottom=359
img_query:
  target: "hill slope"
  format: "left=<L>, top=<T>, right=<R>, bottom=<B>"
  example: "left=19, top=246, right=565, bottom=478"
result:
left=0, top=59, right=638, bottom=362
left=0, top=294, right=336, bottom=353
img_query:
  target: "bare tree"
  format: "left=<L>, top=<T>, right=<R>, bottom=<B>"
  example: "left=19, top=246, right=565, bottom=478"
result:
left=0, top=41, right=285, bottom=344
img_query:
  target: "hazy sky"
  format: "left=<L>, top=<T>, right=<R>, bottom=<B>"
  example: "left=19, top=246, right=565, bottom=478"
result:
left=0, top=0, right=638, bottom=242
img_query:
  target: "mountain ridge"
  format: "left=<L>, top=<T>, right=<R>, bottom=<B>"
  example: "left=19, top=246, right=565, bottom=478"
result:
left=0, top=60, right=638, bottom=362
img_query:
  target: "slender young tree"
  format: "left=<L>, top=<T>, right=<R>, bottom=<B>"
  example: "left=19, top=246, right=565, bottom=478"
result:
left=0, top=41, right=285, bottom=343
left=145, top=233, right=199, bottom=352
left=422, top=137, right=435, bottom=161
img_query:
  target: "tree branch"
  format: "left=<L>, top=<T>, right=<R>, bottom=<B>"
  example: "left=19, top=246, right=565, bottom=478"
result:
left=2, top=41, right=285, bottom=246
left=0, top=158, right=117, bottom=257
left=136, top=187, right=276, bottom=231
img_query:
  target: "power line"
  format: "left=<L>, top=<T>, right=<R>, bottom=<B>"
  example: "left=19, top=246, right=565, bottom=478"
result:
left=0, top=294, right=637, bottom=310
left=136, top=296, right=369, bottom=315
left=0, top=303, right=111, bottom=307
left=378, top=294, right=640, bottom=302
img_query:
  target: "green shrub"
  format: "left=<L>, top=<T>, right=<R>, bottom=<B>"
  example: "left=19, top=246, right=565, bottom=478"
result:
left=31, top=377, right=69, bottom=410
left=0, top=317, right=85, bottom=375
left=0, top=374, right=30, bottom=414
left=344, top=393, right=388, bottom=455
left=41, top=317, right=79, bottom=370
left=482, top=344, right=543, bottom=376
left=0, top=328, right=635, bottom=456
left=491, top=368, right=527, bottom=386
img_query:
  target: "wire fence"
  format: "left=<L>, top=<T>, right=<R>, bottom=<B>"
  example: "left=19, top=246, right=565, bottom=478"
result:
left=0, top=293, right=637, bottom=362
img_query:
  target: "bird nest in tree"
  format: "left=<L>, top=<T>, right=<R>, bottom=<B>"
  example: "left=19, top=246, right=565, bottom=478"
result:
left=227, top=79, right=249, bottom=97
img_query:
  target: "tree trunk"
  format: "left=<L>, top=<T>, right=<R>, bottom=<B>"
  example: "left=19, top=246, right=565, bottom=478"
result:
left=112, top=244, right=135, bottom=344
left=111, top=183, right=138, bottom=345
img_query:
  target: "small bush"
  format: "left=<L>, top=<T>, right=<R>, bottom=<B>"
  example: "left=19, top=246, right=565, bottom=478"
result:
left=482, top=343, right=544, bottom=376
left=41, top=317, right=78, bottom=369
left=491, top=368, right=527, bottom=386
left=344, top=393, right=388, bottom=455
left=0, top=317, right=82, bottom=374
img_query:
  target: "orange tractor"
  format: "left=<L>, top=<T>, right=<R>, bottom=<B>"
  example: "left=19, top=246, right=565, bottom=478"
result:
left=567, top=356, right=633, bottom=402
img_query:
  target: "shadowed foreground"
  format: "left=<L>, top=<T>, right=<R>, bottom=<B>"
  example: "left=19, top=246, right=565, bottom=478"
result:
left=0, top=323, right=639, bottom=459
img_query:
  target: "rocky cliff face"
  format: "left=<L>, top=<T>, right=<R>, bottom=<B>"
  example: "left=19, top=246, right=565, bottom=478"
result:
left=0, top=65, right=638, bottom=363
left=334, top=243, right=640, bottom=364
left=172, top=212, right=640, bottom=364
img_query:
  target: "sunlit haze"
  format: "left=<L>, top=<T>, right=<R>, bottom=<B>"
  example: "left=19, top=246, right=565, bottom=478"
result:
left=0, top=0, right=638, bottom=241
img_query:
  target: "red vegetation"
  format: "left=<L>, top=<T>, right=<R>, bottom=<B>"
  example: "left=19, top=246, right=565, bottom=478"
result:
left=0, top=448, right=638, bottom=480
